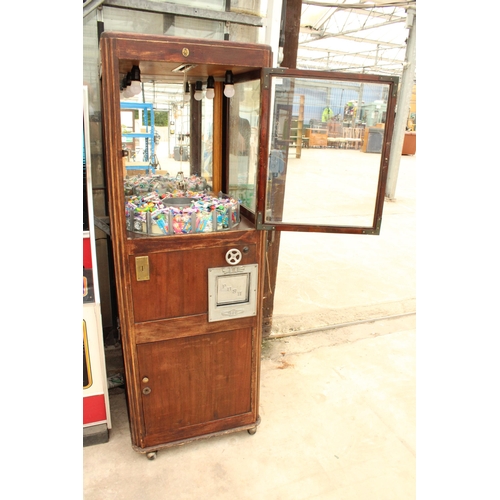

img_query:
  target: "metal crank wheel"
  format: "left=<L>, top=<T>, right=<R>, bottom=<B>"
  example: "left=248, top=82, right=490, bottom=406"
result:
left=225, top=248, right=242, bottom=266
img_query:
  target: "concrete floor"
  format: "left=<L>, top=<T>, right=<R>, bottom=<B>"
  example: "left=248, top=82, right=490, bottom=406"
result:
left=83, top=151, right=416, bottom=499
left=271, top=150, right=416, bottom=334
left=85, top=317, right=415, bottom=500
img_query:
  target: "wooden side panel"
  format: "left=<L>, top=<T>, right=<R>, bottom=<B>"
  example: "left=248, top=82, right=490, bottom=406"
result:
left=137, top=328, right=254, bottom=445
left=100, top=35, right=145, bottom=448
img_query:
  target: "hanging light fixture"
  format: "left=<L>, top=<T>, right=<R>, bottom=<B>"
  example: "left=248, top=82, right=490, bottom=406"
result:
left=129, top=65, right=142, bottom=96
left=122, top=72, right=133, bottom=98
left=183, top=81, right=190, bottom=103
left=194, top=80, right=204, bottom=101
left=206, top=76, right=215, bottom=100
left=223, top=70, right=235, bottom=98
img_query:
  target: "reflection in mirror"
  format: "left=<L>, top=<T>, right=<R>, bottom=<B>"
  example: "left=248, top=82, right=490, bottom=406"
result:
left=120, top=80, right=230, bottom=237
left=266, top=77, right=390, bottom=228
left=228, top=80, right=261, bottom=212
left=120, top=80, right=215, bottom=182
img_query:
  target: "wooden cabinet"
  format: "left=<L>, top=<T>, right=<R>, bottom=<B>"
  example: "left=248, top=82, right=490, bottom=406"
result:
left=402, top=132, right=416, bottom=155
left=127, top=222, right=265, bottom=452
left=100, top=32, right=270, bottom=459
left=305, top=127, right=328, bottom=147
left=99, top=31, right=399, bottom=459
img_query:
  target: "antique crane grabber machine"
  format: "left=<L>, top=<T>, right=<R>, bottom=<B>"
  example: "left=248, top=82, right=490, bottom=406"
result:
left=100, top=32, right=398, bottom=459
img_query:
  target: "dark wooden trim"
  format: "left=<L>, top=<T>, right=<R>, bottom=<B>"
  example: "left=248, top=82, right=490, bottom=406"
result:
left=101, top=32, right=273, bottom=71
left=141, top=412, right=258, bottom=448
left=100, top=35, right=145, bottom=445
left=262, top=230, right=281, bottom=337
left=221, top=86, right=230, bottom=195
left=281, top=0, right=302, bottom=70
left=124, top=216, right=257, bottom=254
left=132, top=417, right=261, bottom=455
left=212, top=81, right=223, bottom=193
left=135, top=314, right=258, bottom=344
left=190, top=85, right=202, bottom=176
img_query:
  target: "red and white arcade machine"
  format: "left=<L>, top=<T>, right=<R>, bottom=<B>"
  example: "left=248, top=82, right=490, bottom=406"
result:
left=83, top=85, right=111, bottom=445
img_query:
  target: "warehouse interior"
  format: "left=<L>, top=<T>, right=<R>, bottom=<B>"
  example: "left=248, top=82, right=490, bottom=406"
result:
left=4, top=2, right=500, bottom=499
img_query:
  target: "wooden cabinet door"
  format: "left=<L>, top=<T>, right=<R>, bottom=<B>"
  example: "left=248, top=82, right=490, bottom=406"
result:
left=137, top=327, right=254, bottom=447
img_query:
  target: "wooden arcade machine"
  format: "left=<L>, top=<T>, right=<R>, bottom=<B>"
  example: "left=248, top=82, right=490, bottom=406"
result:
left=100, top=32, right=398, bottom=459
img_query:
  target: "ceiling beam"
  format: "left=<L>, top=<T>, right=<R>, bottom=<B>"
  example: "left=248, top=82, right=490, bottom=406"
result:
left=300, top=17, right=405, bottom=48
left=298, top=43, right=404, bottom=55
left=85, top=0, right=263, bottom=26
left=297, top=51, right=403, bottom=69
left=296, top=58, right=404, bottom=76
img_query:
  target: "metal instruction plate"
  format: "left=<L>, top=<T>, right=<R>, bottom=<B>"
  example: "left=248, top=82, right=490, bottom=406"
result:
left=208, top=264, right=258, bottom=322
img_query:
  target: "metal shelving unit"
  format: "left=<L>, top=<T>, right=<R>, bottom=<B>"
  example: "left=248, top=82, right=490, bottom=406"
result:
left=121, top=102, right=156, bottom=174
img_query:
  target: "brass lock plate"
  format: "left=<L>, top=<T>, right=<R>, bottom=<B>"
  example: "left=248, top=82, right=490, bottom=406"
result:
left=135, top=256, right=150, bottom=281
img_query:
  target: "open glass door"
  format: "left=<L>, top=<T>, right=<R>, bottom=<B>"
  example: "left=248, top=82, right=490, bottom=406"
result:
left=255, top=68, right=399, bottom=235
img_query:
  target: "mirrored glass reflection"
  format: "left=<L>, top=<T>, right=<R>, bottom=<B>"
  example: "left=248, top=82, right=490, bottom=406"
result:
left=266, top=77, right=390, bottom=228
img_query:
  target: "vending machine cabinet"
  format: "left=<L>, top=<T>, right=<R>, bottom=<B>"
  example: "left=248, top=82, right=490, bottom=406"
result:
left=83, top=86, right=111, bottom=445
left=100, top=32, right=398, bottom=458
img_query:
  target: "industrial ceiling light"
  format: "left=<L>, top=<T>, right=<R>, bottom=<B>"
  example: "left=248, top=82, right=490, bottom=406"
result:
left=194, top=80, right=204, bottom=101
left=223, top=70, right=234, bottom=98
left=206, top=76, right=215, bottom=100
left=129, top=65, right=142, bottom=96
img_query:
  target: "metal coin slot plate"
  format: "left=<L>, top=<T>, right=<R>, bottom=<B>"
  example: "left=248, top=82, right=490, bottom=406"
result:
left=208, top=264, right=258, bottom=322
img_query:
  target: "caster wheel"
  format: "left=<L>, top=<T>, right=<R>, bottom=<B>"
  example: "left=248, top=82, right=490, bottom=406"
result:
left=247, top=427, right=257, bottom=435
left=146, top=451, right=157, bottom=460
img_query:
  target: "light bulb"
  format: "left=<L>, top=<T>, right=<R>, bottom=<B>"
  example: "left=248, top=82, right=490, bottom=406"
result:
left=223, top=70, right=234, bottom=98
left=122, top=72, right=133, bottom=98
left=194, top=81, right=203, bottom=101
left=206, top=76, right=215, bottom=100
left=223, top=84, right=235, bottom=98
left=130, top=80, right=142, bottom=96
left=129, top=65, right=142, bottom=96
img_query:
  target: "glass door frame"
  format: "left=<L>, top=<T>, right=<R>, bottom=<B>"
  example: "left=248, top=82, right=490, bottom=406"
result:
left=255, top=67, right=399, bottom=235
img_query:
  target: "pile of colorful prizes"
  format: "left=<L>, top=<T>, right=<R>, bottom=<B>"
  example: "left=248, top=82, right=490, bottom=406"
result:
left=124, top=173, right=209, bottom=197
left=124, top=175, right=240, bottom=236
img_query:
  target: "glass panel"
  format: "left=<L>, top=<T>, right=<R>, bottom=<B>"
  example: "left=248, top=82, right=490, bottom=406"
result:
left=201, top=97, right=214, bottom=187
left=228, top=80, right=261, bottom=212
left=265, top=76, right=390, bottom=228
left=121, top=82, right=239, bottom=237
